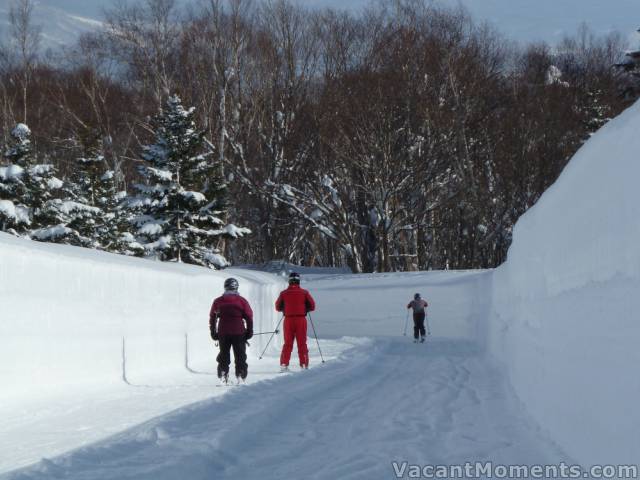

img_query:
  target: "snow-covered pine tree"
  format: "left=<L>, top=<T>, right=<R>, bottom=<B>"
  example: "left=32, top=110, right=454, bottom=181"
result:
left=581, top=90, right=610, bottom=138
left=59, top=131, right=119, bottom=249
left=615, top=28, right=640, bottom=100
left=0, top=124, right=31, bottom=233
left=129, top=94, right=249, bottom=268
left=0, top=123, right=82, bottom=243
left=94, top=169, right=143, bottom=255
left=27, top=158, right=80, bottom=244
left=92, top=169, right=145, bottom=256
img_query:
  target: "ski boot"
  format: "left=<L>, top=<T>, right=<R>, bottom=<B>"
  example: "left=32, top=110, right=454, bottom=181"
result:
left=218, top=366, right=229, bottom=384
left=280, top=364, right=289, bottom=373
left=236, top=367, right=248, bottom=384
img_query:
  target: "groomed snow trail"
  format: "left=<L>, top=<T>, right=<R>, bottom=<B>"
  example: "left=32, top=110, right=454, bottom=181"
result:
left=5, top=338, right=563, bottom=480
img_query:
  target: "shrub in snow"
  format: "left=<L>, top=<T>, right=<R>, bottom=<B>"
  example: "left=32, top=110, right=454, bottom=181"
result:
left=126, top=94, right=250, bottom=268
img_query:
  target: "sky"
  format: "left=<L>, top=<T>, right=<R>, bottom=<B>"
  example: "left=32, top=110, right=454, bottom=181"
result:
left=26, top=0, right=640, bottom=47
left=447, top=0, right=640, bottom=45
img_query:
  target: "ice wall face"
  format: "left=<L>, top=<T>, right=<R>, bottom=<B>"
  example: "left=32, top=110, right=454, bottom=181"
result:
left=0, top=233, right=283, bottom=401
left=489, top=101, right=640, bottom=464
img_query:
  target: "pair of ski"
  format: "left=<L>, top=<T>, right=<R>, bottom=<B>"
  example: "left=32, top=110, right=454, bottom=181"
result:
left=217, top=365, right=308, bottom=386
left=217, top=376, right=246, bottom=387
left=279, top=366, right=309, bottom=373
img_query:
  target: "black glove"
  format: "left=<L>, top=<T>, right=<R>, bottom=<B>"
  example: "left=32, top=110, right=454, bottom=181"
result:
left=210, top=328, right=219, bottom=341
left=245, top=329, right=253, bottom=340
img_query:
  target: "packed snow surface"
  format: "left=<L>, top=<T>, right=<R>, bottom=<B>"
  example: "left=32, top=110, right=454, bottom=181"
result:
left=3, top=338, right=565, bottom=480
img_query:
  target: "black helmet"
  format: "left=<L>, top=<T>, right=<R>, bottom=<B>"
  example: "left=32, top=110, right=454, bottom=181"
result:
left=289, top=272, right=301, bottom=285
left=224, top=278, right=239, bottom=291
left=414, top=293, right=421, bottom=300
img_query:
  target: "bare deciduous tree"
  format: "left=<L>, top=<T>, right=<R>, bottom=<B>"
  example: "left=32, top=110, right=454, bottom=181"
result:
left=8, top=0, right=41, bottom=123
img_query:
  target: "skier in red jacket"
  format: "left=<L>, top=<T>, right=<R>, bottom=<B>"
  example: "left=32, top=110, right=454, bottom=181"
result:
left=276, top=272, right=316, bottom=371
left=210, top=278, right=253, bottom=383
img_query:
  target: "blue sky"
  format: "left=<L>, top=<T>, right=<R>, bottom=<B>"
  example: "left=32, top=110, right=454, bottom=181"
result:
left=38, top=0, right=640, bottom=46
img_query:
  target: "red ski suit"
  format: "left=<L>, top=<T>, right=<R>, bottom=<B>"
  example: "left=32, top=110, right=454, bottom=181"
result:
left=275, top=284, right=316, bottom=367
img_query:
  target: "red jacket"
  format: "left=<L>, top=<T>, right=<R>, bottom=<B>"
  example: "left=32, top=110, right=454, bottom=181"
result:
left=275, top=284, right=316, bottom=317
left=210, top=292, right=253, bottom=336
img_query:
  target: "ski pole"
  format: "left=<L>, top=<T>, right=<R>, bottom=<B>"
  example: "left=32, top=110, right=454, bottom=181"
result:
left=259, top=316, right=284, bottom=359
left=253, top=330, right=280, bottom=336
left=426, top=316, right=432, bottom=336
left=308, top=313, right=325, bottom=364
left=403, top=310, right=409, bottom=336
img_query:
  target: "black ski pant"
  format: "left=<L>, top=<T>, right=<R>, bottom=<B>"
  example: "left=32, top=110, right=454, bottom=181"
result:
left=413, top=312, right=426, bottom=339
left=217, top=334, right=248, bottom=378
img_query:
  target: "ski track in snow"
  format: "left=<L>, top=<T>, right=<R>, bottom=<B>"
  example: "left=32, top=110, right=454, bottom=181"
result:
left=4, top=338, right=564, bottom=480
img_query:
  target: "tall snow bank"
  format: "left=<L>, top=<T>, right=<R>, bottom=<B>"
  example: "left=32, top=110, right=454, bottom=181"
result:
left=0, top=233, right=283, bottom=401
left=488, top=101, right=640, bottom=464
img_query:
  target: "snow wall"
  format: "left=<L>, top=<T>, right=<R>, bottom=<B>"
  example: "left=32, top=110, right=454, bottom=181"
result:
left=307, top=270, right=492, bottom=339
left=486, top=100, right=640, bottom=465
left=0, top=234, right=284, bottom=401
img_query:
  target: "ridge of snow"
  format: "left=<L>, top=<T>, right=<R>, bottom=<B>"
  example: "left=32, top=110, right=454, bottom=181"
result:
left=487, top=99, right=640, bottom=464
left=0, top=230, right=287, bottom=473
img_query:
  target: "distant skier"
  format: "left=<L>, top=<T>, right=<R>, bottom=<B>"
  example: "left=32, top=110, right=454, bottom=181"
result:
left=210, top=278, right=254, bottom=383
left=407, top=293, right=429, bottom=343
left=276, top=272, right=316, bottom=371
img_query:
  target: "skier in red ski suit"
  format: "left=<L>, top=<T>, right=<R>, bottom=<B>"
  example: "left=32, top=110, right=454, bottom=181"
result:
left=276, top=272, right=316, bottom=370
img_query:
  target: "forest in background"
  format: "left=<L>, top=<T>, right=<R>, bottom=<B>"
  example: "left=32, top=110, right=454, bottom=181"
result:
left=0, top=0, right=638, bottom=273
